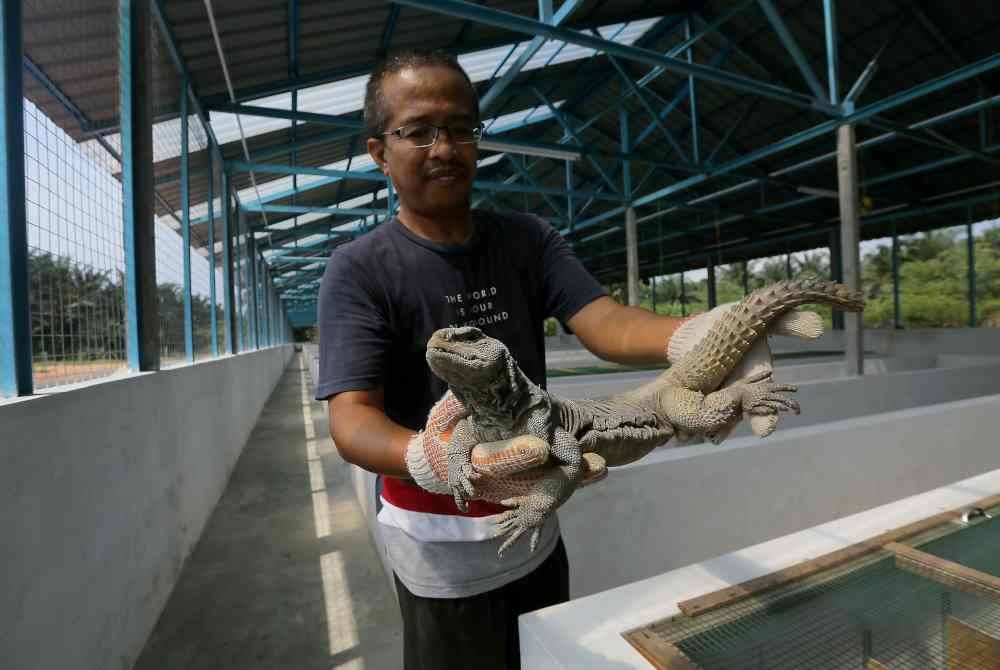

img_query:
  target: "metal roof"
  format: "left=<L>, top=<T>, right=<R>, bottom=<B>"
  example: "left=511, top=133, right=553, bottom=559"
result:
left=19, top=0, right=1000, bottom=302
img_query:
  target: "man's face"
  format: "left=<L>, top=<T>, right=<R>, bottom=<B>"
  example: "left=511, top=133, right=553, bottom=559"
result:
left=367, top=65, right=479, bottom=218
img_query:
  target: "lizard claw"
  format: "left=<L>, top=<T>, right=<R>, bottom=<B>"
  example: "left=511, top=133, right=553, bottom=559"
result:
left=494, top=496, right=550, bottom=557
left=447, top=460, right=480, bottom=512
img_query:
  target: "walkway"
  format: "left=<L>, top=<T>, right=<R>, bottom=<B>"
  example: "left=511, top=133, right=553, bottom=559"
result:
left=134, top=354, right=402, bottom=669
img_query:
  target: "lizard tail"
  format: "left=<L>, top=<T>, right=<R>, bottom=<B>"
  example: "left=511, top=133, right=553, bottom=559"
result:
left=666, top=278, right=863, bottom=393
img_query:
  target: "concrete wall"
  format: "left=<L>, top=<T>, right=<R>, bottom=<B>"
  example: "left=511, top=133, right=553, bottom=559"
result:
left=560, top=392, right=1000, bottom=597
left=0, top=346, right=294, bottom=670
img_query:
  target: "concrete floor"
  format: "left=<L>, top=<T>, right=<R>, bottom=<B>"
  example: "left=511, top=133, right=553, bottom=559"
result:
left=134, top=355, right=402, bottom=669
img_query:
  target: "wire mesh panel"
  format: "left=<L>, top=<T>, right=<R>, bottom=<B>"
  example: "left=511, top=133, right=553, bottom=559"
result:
left=626, top=511, right=1000, bottom=670
left=23, top=99, right=127, bottom=390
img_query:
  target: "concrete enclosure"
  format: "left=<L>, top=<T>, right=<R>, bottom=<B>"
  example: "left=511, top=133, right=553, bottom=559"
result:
left=0, top=346, right=294, bottom=670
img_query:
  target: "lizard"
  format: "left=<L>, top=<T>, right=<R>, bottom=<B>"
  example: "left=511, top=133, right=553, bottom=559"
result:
left=408, top=278, right=864, bottom=555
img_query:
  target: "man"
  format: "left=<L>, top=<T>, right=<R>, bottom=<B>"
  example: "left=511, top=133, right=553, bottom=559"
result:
left=315, top=50, right=688, bottom=669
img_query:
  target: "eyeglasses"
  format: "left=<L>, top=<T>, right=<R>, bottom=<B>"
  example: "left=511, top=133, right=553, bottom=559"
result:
left=381, top=123, right=485, bottom=148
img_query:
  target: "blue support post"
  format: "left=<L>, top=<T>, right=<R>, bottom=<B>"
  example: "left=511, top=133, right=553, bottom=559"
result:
left=247, top=235, right=259, bottom=350
left=565, top=159, right=573, bottom=231
left=236, top=210, right=245, bottom=353
left=0, top=0, right=32, bottom=396
left=685, top=18, right=700, bottom=163
left=891, top=223, right=900, bottom=329
left=207, top=144, right=218, bottom=356
left=823, top=0, right=839, bottom=105
left=222, top=172, right=235, bottom=354
left=120, top=0, right=158, bottom=371
left=967, top=213, right=977, bottom=327
left=620, top=106, right=632, bottom=201
left=180, top=81, right=194, bottom=362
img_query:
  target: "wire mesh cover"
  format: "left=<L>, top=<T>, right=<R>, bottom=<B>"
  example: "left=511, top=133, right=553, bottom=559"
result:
left=634, top=515, right=1000, bottom=670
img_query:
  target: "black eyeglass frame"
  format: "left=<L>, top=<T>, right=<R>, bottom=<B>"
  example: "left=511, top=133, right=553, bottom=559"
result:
left=380, top=122, right=485, bottom=148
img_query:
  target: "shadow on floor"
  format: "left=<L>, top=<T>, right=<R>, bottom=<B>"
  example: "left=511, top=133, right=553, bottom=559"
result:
left=134, top=355, right=402, bottom=669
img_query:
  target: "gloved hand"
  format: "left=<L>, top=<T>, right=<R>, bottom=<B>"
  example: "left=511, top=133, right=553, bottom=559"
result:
left=405, top=391, right=607, bottom=501
left=665, top=302, right=824, bottom=440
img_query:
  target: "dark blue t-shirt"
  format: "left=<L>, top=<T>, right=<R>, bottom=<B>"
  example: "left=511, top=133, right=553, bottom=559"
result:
left=314, top=209, right=605, bottom=430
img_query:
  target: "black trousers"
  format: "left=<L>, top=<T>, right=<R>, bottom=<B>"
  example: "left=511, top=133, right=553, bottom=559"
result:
left=393, top=538, right=570, bottom=670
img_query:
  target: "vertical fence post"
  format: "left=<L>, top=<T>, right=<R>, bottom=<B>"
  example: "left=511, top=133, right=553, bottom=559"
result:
left=180, top=80, right=194, bottom=362
left=236, top=209, right=245, bottom=353
left=891, top=222, right=901, bottom=329
left=207, top=143, right=218, bottom=356
left=246, top=234, right=259, bottom=350
left=0, top=0, right=32, bottom=397
left=967, top=211, right=977, bottom=327
left=706, top=256, right=717, bottom=308
left=119, top=0, right=158, bottom=371
left=221, top=171, right=235, bottom=353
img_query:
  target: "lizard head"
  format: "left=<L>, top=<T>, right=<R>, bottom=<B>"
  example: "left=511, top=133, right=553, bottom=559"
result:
left=426, top=327, right=521, bottom=407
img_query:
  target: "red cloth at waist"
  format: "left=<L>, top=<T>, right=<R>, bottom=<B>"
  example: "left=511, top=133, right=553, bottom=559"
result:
left=382, top=476, right=508, bottom=517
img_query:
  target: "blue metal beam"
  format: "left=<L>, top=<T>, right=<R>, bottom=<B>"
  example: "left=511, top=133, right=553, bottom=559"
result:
left=632, top=47, right=732, bottom=149
left=151, top=0, right=221, bottom=149
left=504, top=154, right=563, bottom=217
left=479, top=0, right=584, bottom=112
left=235, top=212, right=245, bottom=352
left=756, top=0, right=828, bottom=103
left=685, top=18, right=700, bottom=163
left=823, top=0, right=839, bottom=105
left=606, top=55, right=687, bottom=163
left=247, top=235, right=259, bottom=349
left=181, top=81, right=194, bottom=363
left=380, top=5, right=401, bottom=52
left=22, top=56, right=91, bottom=132
left=706, top=99, right=757, bottom=165
left=228, top=160, right=386, bottom=182
left=391, top=0, right=825, bottom=111
left=207, top=144, right=218, bottom=357
left=243, top=203, right=386, bottom=217
left=222, top=172, right=235, bottom=354
left=1, top=0, right=31, bottom=396
left=588, top=53, right=1000, bottom=229
left=531, top=88, right=622, bottom=194
left=206, top=103, right=364, bottom=129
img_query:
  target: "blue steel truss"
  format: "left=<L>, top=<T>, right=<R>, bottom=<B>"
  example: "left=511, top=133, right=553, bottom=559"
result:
left=3, top=0, right=999, bottom=357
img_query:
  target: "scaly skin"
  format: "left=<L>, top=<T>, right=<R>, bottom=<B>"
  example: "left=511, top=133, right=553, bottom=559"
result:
left=424, top=278, right=864, bottom=555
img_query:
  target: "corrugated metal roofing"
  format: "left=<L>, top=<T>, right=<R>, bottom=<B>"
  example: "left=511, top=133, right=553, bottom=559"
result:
left=18, top=0, right=1000, bottom=287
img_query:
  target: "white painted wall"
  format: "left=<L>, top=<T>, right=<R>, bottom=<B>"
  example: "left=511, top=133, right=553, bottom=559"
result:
left=0, top=346, right=294, bottom=670
left=560, top=393, right=1000, bottom=597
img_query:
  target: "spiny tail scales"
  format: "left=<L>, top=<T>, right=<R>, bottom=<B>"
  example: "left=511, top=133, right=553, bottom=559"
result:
left=666, top=278, right=863, bottom=393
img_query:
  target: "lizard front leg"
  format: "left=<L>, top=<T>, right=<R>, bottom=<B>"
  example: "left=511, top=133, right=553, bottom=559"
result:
left=445, top=418, right=482, bottom=512
left=493, top=427, right=582, bottom=556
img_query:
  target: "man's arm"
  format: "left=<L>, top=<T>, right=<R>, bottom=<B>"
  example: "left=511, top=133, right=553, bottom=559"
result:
left=567, top=296, right=686, bottom=366
left=327, top=388, right=413, bottom=478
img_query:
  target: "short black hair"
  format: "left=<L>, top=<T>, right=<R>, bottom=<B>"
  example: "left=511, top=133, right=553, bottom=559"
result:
left=363, top=49, right=480, bottom=139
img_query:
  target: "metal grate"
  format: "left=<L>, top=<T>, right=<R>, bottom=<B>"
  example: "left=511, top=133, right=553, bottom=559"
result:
left=635, top=513, right=1000, bottom=670
left=24, top=98, right=127, bottom=389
